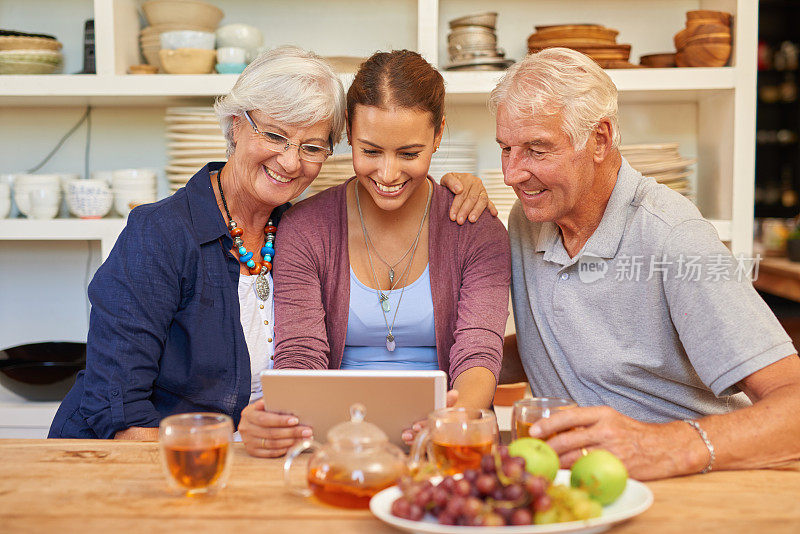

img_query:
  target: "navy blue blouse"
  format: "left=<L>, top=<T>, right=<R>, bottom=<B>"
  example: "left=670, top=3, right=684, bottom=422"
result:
left=49, top=163, right=289, bottom=438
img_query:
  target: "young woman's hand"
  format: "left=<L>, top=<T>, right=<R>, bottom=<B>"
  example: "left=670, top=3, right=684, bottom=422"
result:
left=239, top=399, right=314, bottom=458
left=402, top=390, right=460, bottom=445
left=440, top=172, right=499, bottom=224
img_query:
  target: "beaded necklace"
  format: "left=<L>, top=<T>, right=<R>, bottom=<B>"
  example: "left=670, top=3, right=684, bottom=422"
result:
left=216, top=170, right=276, bottom=301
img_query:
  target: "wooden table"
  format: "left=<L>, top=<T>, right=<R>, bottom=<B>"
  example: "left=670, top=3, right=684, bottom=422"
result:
left=1, top=440, right=799, bottom=533
left=753, top=257, right=800, bottom=302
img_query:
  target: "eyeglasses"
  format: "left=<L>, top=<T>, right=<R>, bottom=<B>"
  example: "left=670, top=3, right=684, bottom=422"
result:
left=243, top=111, right=333, bottom=163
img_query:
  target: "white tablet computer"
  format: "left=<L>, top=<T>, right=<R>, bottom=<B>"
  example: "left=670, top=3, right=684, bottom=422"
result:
left=260, top=369, right=447, bottom=447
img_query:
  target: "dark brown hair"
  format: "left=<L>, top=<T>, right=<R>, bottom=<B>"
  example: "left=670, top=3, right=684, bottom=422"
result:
left=346, top=50, right=445, bottom=136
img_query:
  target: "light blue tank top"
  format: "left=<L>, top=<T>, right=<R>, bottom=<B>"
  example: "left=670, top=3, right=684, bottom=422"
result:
left=341, top=265, right=438, bottom=370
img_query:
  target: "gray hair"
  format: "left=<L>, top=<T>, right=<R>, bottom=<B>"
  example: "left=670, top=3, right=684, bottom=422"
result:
left=214, top=45, right=346, bottom=157
left=489, top=48, right=620, bottom=150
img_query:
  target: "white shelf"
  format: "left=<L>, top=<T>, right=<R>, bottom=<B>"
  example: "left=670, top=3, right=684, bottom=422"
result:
left=0, top=67, right=737, bottom=106
left=0, top=218, right=125, bottom=259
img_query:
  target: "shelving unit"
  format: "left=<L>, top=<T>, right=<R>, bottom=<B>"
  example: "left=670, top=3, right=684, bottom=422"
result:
left=0, top=0, right=756, bottom=436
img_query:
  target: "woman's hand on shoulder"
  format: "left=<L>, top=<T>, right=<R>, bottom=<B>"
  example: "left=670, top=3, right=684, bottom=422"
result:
left=239, top=399, right=314, bottom=458
left=440, top=172, right=498, bottom=225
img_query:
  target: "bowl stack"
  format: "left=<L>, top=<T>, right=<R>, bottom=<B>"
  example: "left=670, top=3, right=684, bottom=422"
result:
left=527, top=24, right=638, bottom=69
left=139, top=0, right=224, bottom=72
left=429, top=139, right=478, bottom=182
left=445, top=12, right=514, bottom=71
left=166, top=107, right=227, bottom=192
left=302, top=154, right=354, bottom=198
left=12, top=174, right=61, bottom=219
left=111, top=169, right=158, bottom=216
left=674, top=10, right=733, bottom=67
left=620, top=143, right=696, bottom=201
left=0, top=31, right=63, bottom=74
left=479, top=169, right=516, bottom=226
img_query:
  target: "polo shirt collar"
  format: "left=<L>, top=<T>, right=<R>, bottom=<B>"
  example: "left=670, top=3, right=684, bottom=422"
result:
left=535, top=158, right=640, bottom=264
left=186, top=162, right=229, bottom=244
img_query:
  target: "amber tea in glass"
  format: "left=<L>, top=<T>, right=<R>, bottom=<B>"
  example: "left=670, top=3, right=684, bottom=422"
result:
left=511, top=397, right=576, bottom=440
left=409, top=407, right=499, bottom=476
left=159, top=412, right=233, bottom=496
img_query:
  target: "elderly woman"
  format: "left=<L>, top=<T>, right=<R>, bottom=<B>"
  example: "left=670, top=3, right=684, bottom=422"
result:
left=48, top=46, right=493, bottom=439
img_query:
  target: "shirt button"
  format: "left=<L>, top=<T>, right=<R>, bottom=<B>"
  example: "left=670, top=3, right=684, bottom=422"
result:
left=270, top=354, right=274, bottom=360
left=560, top=273, right=570, bottom=281
left=259, top=304, right=264, bottom=309
left=264, top=320, right=268, bottom=325
left=268, top=338, right=273, bottom=343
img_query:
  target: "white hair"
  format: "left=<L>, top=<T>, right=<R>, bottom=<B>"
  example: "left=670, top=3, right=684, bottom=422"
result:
left=489, top=48, right=621, bottom=150
left=214, top=45, right=346, bottom=157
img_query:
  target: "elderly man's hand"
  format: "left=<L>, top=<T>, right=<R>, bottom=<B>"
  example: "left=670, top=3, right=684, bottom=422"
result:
left=528, top=406, right=705, bottom=480
left=440, top=172, right=498, bottom=224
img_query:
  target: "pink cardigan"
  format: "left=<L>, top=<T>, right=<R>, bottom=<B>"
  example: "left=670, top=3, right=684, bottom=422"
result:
left=272, top=179, right=511, bottom=386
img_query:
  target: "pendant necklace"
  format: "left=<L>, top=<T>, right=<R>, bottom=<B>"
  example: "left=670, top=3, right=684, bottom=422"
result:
left=355, top=180, right=432, bottom=351
left=216, top=170, right=276, bottom=300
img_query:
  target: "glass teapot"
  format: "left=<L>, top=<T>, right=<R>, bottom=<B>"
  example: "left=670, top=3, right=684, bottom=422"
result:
left=283, top=403, right=407, bottom=509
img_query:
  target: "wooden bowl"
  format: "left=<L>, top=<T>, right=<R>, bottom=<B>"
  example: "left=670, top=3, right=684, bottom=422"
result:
left=142, top=0, right=223, bottom=28
left=639, top=53, right=677, bottom=68
left=532, top=24, right=619, bottom=43
left=685, top=22, right=731, bottom=36
left=674, top=28, right=691, bottom=50
left=676, top=42, right=732, bottom=67
left=595, top=59, right=644, bottom=69
left=686, top=10, right=732, bottom=26
left=685, top=34, right=732, bottom=46
left=128, top=64, right=158, bottom=74
left=493, top=382, right=528, bottom=406
left=158, top=48, right=216, bottom=74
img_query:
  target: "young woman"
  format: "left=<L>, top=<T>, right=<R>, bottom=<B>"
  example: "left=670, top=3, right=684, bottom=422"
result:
left=239, top=50, right=511, bottom=457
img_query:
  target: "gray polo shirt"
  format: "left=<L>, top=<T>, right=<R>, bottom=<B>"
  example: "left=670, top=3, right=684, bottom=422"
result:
left=509, top=159, right=796, bottom=423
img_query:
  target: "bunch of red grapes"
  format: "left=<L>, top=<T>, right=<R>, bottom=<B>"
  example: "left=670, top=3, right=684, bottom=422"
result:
left=391, top=446, right=553, bottom=526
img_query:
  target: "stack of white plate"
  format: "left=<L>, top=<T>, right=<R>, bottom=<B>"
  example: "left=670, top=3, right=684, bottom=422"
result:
left=166, top=106, right=227, bottom=193
left=429, top=140, right=478, bottom=182
left=303, top=153, right=354, bottom=197
left=480, top=169, right=517, bottom=226
left=620, top=143, right=696, bottom=201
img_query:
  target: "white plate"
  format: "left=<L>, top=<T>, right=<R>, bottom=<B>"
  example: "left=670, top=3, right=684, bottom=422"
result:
left=369, top=470, right=653, bottom=534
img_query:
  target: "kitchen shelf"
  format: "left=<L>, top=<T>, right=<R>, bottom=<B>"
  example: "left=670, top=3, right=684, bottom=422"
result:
left=0, top=401, right=60, bottom=439
left=0, top=218, right=125, bottom=259
left=0, top=68, right=738, bottom=106
left=0, top=216, right=732, bottom=244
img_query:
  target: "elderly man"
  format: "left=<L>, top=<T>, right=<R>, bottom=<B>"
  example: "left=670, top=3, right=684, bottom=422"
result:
left=494, top=48, right=800, bottom=480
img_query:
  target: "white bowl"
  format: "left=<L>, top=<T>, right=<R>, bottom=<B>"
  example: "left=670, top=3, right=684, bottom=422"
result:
left=13, top=173, right=61, bottom=188
left=13, top=184, right=60, bottom=216
left=66, top=181, right=113, bottom=219
left=216, top=46, right=246, bottom=64
left=27, top=188, right=61, bottom=219
left=160, top=30, right=215, bottom=50
left=112, top=168, right=157, bottom=183
left=91, top=170, right=115, bottom=184
left=215, top=24, right=263, bottom=51
left=115, top=193, right=157, bottom=217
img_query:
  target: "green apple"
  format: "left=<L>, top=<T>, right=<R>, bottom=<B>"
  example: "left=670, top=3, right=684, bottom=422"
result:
left=570, top=449, right=628, bottom=505
left=508, top=437, right=560, bottom=482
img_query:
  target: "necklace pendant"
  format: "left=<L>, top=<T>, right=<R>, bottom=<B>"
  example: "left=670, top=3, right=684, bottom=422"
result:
left=379, top=292, right=390, bottom=312
left=386, top=334, right=396, bottom=352
left=388, top=268, right=395, bottom=285
left=255, top=272, right=270, bottom=300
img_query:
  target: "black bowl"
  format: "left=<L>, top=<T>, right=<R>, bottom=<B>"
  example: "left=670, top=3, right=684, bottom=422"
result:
left=3, top=342, right=86, bottom=363
left=0, top=361, right=84, bottom=402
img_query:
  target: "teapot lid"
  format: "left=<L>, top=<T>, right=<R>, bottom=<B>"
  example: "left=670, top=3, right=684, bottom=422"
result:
left=327, top=403, right=388, bottom=448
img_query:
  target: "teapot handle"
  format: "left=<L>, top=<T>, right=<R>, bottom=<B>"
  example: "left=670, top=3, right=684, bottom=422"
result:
left=283, top=439, right=320, bottom=497
left=407, top=426, right=431, bottom=474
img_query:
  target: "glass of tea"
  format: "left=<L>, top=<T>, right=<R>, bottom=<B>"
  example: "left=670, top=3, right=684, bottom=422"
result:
left=511, top=397, right=576, bottom=440
left=408, top=407, right=499, bottom=476
left=159, top=412, right=233, bottom=497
